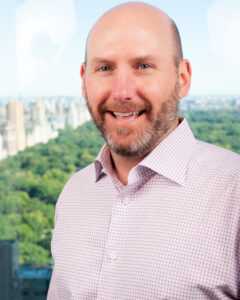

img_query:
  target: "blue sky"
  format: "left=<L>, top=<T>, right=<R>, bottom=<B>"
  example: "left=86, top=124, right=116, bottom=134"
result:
left=0, top=0, right=240, bottom=97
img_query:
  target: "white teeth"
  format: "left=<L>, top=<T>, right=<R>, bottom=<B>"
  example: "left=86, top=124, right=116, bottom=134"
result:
left=113, top=111, right=139, bottom=117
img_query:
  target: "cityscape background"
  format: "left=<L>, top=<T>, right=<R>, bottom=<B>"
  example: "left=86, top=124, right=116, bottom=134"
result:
left=0, top=95, right=240, bottom=162
left=0, top=97, right=90, bottom=161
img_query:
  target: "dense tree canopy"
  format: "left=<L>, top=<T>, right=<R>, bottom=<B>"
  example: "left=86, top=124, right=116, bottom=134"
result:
left=0, top=110, right=239, bottom=265
left=0, top=122, right=104, bottom=264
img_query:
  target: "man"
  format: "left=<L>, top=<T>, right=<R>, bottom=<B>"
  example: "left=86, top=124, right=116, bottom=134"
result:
left=48, top=2, right=240, bottom=299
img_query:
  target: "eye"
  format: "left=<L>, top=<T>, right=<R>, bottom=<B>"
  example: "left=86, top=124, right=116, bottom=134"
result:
left=98, top=66, right=112, bottom=72
left=138, top=64, right=151, bottom=69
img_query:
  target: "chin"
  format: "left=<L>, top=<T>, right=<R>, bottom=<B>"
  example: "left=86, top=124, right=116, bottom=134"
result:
left=105, top=131, right=154, bottom=157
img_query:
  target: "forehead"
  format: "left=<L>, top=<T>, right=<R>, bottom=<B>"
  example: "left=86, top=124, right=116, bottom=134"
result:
left=86, top=8, right=174, bottom=62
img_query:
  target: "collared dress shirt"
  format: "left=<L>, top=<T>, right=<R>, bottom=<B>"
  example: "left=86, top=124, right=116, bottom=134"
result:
left=47, top=118, right=240, bottom=300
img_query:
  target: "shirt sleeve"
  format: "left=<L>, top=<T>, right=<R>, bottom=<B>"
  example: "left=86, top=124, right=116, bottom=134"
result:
left=47, top=268, right=58, bottom=300
left=47, top=202, right=59, bottom=299
left=236, top=180, right=240, bottom=292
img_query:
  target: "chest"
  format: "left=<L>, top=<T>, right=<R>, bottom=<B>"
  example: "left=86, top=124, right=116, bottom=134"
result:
left=53, top=177, right=238, bottom=299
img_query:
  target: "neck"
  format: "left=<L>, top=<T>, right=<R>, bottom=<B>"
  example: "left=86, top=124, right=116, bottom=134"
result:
left=110, top=151, right=144, bottom=185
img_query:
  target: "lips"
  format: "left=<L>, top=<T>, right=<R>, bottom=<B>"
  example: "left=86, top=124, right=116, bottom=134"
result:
left=113, top=111, right=140, bottom=117
left=98, top=102, right=150, bottom=123
left=107, top=110, right=144, bottom=121
left=111, top=110, right=144, bottom=119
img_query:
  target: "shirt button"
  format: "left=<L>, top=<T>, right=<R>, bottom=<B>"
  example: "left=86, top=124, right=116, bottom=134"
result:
left=122, top=197, right=130, bottom=205
left=109, top=252, right=117, bottom=260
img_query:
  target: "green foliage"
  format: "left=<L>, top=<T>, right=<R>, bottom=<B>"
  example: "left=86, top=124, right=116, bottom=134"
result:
left=0, top=112, right=239, bottom=266
left=19, top=242, right=50, bottom=265
left=181, top=110, right=240, bottom=154
left=0, top=215, right=17, bottom=239
left=0, top=121, right=104, bottom=265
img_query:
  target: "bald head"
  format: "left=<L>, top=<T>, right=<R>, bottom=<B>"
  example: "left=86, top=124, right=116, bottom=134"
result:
left=85, top=1, right=183, bottom=67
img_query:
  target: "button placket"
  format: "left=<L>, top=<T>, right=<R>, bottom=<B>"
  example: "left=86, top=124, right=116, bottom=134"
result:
left=122, top=197, right=130, bottom=205
left=109, top=252, right=118, bottom=260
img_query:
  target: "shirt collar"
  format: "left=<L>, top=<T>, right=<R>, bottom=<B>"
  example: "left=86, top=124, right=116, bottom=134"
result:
left=94, top=117, right=196, bottom=186
left=94, top=143, right=114, bottom=182
left=139, top=117, right=196, bottom=186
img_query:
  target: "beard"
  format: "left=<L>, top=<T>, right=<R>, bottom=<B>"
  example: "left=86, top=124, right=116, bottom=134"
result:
left=84, top=81, right=179, bottom=157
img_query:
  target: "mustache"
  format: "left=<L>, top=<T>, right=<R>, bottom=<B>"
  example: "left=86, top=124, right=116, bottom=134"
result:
left=99, top=101, right=152, bottom=114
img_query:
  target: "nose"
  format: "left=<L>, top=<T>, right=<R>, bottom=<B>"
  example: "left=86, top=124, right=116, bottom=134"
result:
left=112, top=67, right=135, bottom=102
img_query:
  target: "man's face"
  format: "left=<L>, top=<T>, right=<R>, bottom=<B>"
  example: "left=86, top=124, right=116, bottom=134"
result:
left=81, top=11, right=182, bottom=157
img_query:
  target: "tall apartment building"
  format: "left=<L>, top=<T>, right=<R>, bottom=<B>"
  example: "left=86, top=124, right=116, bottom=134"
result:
left=0, top=240, right=19, bottom=300
left=31, top=99, right=49, bottom=143
left=2, top=121, right=18, bottom=156
left=0, top=134, right=7, bottom=160
left=0, top=240, right=52, bottom=300
left=78, top=103, right=91, bottom=125
left=8, top=101, right=26, bottom=151
left=67, top=102, right=79, bottom=129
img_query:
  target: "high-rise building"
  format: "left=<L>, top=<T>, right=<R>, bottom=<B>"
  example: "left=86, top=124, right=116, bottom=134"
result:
left=77, top=103, right=91, bottom=125
left=31, top=99, right=50, bottom=143
left=2, top=121, right=18, bottom=156
left=55, top=100, right=66, bottom=130
left=67, top=102, right=79, bottom=129
left=0, top=240, right=19, bottom=300
left=32, top=99, right=47, bottom=126
left=0, top=134, right=7, bottom=160
left=0, top=240, right=52, bottom=300
left=8, top=101, right=26, bottom=151
left=0, top=103, right=7, bottom=125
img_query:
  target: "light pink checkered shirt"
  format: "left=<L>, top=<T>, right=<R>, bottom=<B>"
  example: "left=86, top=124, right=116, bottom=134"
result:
left=47, top=118, right=240, bottom=299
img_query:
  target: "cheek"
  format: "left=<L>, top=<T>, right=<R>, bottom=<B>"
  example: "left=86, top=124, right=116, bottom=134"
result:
left=146, top=76, right=177, bottom=101
left=85, top=77, right=111, bottom=106
left=137, top=78, right=163, bottom=104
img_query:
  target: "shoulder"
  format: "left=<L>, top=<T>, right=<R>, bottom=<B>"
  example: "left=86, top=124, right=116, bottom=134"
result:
left=189, top=141, right=240, bottom=202
left=71, top=163, right=96, bottom=183
left=194, top=140, right=240, bottom=178
left=57, top=163, right=96, bottom=202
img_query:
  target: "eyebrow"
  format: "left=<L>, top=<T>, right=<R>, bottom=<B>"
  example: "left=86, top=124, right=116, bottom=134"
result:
left=90, top=55, right=158, bottom=65
left=90, top=58, right=115, bottom=65
left=130, top=55, right=158, bottom=63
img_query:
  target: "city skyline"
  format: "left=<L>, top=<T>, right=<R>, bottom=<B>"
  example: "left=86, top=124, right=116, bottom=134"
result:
left=0, top=97, right=91, bottom=161
left=1, top=0, right=240, bottom=97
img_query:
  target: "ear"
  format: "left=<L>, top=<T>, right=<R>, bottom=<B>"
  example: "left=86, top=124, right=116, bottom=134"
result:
left=80, top=62, right=87, bottom=99
left=177, top=59, right=192, bottom=99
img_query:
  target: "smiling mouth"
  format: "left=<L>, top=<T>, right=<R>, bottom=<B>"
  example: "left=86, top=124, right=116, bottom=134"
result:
left=109, top=110, right=145, bottom=120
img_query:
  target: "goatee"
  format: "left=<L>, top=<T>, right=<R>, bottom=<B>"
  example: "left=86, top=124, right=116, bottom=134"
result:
left=84, top=81, right=179, bottom=157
